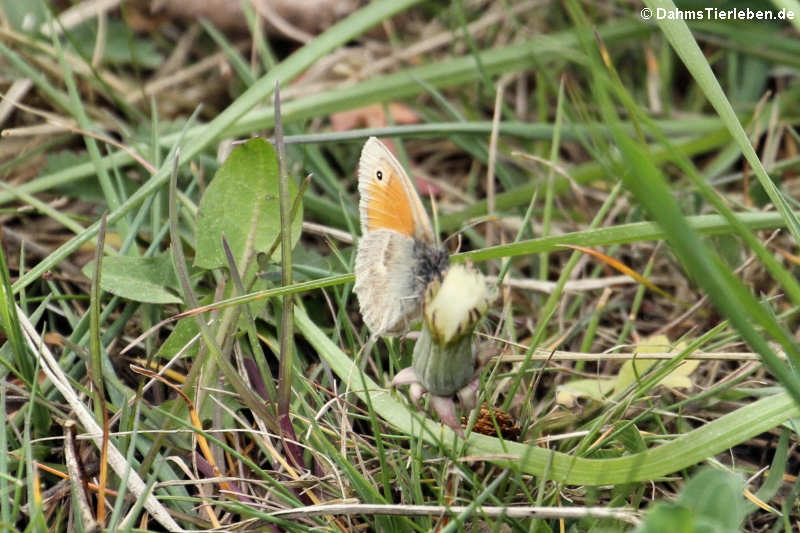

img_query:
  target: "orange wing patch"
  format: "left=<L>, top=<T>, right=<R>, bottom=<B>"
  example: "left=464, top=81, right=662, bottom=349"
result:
left=364, top=166, right=415, bottom=236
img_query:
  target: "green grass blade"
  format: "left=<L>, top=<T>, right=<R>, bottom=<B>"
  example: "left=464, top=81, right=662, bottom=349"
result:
left=0, top=20, right=652, bottom=210
left=768, top=0, right=800, bottom=33
left=0, top=239, right=32, bottom=386
left=645, top=0, right=800, bottom=245
left=89, top=214, right=107, bottom=420
left=295, top=305, right=799, bottom=485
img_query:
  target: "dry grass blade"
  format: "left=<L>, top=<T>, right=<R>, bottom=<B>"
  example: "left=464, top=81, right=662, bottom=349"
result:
left=271, top=503, right=641, bottom=525
left=493, top=349, right=771, bottom=362
left=0, top=94, right=156, bottom=172
left=63, top=421, right=99, bottom=530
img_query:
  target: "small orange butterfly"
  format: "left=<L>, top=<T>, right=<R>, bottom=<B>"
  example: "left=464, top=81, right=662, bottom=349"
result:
left=353, top=137, right=449, bottom=336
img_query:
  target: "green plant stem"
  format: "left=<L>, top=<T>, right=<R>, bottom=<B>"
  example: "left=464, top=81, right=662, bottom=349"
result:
left=275, top=83, right=295, bottom=419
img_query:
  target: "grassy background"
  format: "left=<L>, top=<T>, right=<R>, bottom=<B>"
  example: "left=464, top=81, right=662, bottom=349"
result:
left=0, top=0, right=799, bottom=531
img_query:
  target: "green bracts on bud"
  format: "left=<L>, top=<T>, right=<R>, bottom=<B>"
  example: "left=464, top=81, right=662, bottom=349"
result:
left=412, top=323, right=476, bottom=396
left=411, top=264, right=496, bottom=396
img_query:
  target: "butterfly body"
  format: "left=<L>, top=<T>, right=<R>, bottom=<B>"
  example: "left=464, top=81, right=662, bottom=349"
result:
left=354, top=137, right=449, bottom=336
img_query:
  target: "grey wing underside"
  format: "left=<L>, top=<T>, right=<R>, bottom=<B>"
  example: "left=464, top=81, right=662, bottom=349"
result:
left=354, top=230, right=423, bottom=336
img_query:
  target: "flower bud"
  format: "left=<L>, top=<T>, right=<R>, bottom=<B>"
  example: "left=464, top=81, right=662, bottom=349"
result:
left=411, top=263, right=496, bottom=396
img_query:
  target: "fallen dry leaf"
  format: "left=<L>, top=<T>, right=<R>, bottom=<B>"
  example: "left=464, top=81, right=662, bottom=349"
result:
left=331, top=102, right=419, bottom=131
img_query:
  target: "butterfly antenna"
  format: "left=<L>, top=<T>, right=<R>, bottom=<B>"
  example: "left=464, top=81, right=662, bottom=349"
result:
left=429, top=193, right=442, bottom=245
left=442, top=215, right=502, bottom=251
left=441, top=231, right=463, bottom=254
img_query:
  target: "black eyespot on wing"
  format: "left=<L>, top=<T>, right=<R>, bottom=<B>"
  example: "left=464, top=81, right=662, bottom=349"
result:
left=376, top=170, right=383, bottom=181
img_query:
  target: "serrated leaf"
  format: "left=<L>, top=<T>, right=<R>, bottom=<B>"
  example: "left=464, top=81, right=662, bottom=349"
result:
left=82, top=253, right=182, bottom=304
left=195, top=138, right=301, bottom=270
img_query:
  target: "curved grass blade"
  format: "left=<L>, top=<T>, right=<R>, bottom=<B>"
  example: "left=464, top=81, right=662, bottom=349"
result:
left=296, top=305, right=799, bottom=485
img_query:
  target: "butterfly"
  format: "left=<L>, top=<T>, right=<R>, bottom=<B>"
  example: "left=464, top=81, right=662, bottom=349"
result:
left=353, top=137, right=449, bottom=336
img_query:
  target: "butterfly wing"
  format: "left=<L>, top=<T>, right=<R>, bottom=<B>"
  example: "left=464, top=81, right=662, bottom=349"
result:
left=357, top=137, right=434, bottom=243
left=354, top=138, right=441, bottom=336
left=354, top=230, right=422, bottom=335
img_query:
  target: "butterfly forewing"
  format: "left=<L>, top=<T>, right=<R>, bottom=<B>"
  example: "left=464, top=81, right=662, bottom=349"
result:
left=361, top=165, right=416, bottom=236
left=357, top=137, right=433, bottom=243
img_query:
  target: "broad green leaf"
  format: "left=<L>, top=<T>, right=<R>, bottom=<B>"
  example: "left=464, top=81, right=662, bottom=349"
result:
left=556, top=378, right=615, bottom=407
left=615, top=359, right=657, bottom=394
left=82, top=253, right=182, bottom=304
left=636, top=504, right=694, bottom=533
left=195, top=138, right=301, bottom=270
left=615, top=335, right=698, bottom=394
left=557, top=335, right=699, bottom=407
left=678, top=469, right=746, bottom=529
left=637, top=469, right=746, bottom=533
